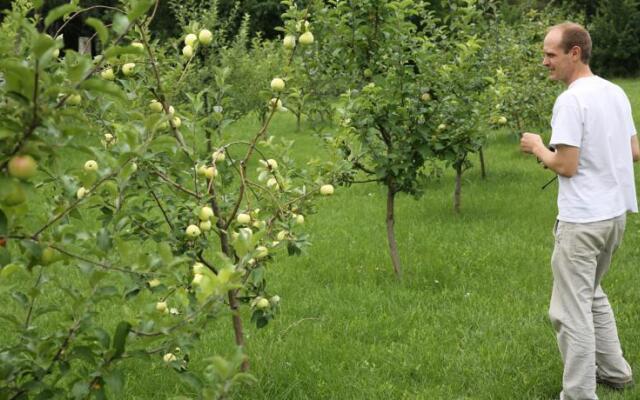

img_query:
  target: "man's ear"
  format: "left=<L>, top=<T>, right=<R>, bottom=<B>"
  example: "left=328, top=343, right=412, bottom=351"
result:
left=570, top=45, right=581, bottom=60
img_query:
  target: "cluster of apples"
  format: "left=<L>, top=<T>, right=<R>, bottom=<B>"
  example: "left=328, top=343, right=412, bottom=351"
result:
left=182, top=29, right=213, bottom=59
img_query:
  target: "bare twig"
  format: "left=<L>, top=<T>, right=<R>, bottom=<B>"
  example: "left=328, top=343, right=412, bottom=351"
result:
left=147, top=181, right=174, bottom=230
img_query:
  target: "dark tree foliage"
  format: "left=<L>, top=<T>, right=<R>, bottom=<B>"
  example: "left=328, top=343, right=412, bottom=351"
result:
left=589, top=0, right=640, bottom=77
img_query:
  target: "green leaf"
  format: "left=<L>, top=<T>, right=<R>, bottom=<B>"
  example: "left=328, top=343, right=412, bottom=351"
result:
left=97, top=228, right=112, bottom=251
left=85, top=17, right=109, bottom=45
left=11, top=291, right=29, bottom=309
left=45, top=4, right=78, bottom=29
left=0, top=312, right=21, bottom=328
left=66, top=55, right=92, bottom=83
left=1, top=61, right=35, bottom=100
left=128, top=0, right=155, bottom=21
left=32, top=33, right=56, bottom=60
left=104, top=370, right=124, bottom=396
left=176, top=372, right=203, bottom=392
left=111, top=321, right=131, bottom=360
left=80, top=78, right=127, bottom=101
left=112, top=14, right=130, bottom=36
left=103, top=45, right=144, bottom=60
left=0, top=263, right=23, bottom=280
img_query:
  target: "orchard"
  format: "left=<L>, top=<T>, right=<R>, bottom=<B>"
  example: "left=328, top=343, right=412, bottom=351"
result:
left=1, top=1, right=639, bottom=399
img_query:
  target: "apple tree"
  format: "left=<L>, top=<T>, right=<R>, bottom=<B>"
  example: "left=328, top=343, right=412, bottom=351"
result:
left=0, top=0, right=338, bottom=398
left=483, top=8, right=564, bottom=135
left=329, top=0, right=443, bottom=279
left=422, top=1, right=496, bottom=213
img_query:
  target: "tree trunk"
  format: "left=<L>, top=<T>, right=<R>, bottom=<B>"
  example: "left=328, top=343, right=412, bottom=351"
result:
left=454, top=163, right=463, bottom=213
left=205, top=92, right=212, bottom=154
left=386, top=187, right=402, bottom=280
left=479, top=147, right=486, bottom=179
left=227, top=289, right=247, bottom=371
left=214, top=200, right=249, bottom=371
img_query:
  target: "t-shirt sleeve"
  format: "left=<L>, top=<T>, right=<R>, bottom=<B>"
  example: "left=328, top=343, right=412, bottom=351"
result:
left=550, top=95, right=583, bottom=147
left=623, top=97, right=636, bottom=138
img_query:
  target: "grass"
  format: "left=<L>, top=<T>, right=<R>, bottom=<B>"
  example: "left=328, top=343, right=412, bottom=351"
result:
left=4, top=81, right=640, bottom=400
left=129, top=83, right=640, bottom=398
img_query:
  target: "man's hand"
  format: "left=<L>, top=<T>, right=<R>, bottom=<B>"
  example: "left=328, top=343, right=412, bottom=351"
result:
left=520, top=132, right=579, bottom=177
left=520, top=132, right=544, bottom=154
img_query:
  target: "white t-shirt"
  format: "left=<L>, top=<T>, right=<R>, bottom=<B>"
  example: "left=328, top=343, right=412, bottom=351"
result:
left=550, top=75, right=638, bottom=223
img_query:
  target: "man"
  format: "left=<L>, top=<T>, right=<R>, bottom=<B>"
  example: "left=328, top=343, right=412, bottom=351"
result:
left=520, top=22, right=640, bottom=400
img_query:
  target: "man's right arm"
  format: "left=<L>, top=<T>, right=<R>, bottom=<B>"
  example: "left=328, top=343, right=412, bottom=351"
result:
left=631, top=135, right=639, bottom=162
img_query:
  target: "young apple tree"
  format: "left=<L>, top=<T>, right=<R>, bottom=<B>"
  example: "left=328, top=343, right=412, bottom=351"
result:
left=0, top=1, right=338, bottom=398
left=331, top=1, right=441, bottom=279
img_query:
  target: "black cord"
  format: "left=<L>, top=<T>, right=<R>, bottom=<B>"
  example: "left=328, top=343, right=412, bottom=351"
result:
left=541, top=175, right=557, bottom=190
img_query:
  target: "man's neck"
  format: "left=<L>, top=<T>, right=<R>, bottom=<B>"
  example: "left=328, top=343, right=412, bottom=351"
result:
left=565, top=65, right=594, bottom=86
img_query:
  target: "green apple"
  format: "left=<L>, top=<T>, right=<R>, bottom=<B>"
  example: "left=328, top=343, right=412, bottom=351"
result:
left=198, top=29, right=212, bottom=45
left=76, top=187, right=88, bottom=199
left=185, top=224, right=201, bottom=238
left=199, top=206, right=214, bottom=221
left=204, top=166, right=217, bottom=179
left=41, top=246, right=60, bottom=265
left=421, top=93, right=431, bottom=102
left=184, top=33, right=198, bottom=47
left=276, top=230, right=288, bottom=241
left=192, top=273, right=204, bottom=285
left=122, top=62, right=135, bottom=76
left=295, top=214, right=305, bottom=225
left=163, top=353, right=176, bottom=362
left=67, top=93, right=82, bottom=105
left=266, top=177, right=278, bottom=189
left=197, top=165, right=208, bottom=176
left=193, top=262, right=206, bottom=275
left=270, top=295, right=281, bottom=304
left=271, top=78, right=285, bottom=91
left=437, top=123, right=447, bottom=132
left=212, top=149, right=225, bottom=163
left=283, top=35, right=296, bottom=49
left=269, top=98, right=283, bottom=110
left=363, top=68, right=373, bottom=78
left=172, top=116, right=181, bottom=128
left=236, top=213, right=251, bottom=225
left=8, top=155, right=37, bottom=180
left=156, top=301, right=167, bottom=312
left=101, top=68, right=115, bottom=80
left=182, top=45, right=194, bottom=58
left=255, top=246, right=269, bottom=259
left=199, top=220, right=212, bottom=231
left=84, top=160, right=98, bottom=172
left=320, top=184, right=334, bottom=195
left=131, top=41, right=144, bottom=50
left=149, top=100, right=163, bottom=113
left=498, top=116, right=507, bottom=125
left=0, top=181, right=26, bottom=206
left=299, top=31, right=314, bottom=45
left=148, top=278, right=161, bottom=288
left=256, top=297, right=270, bottom=310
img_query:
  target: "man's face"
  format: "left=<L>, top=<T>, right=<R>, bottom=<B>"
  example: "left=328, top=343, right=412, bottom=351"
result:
left=542, top=29, right=576, bottom=84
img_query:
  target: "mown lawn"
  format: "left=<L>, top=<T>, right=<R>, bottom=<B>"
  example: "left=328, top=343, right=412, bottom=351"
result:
left=4, top=80, right=640, bottom=400
left=117, top=79, right=640, bottom=399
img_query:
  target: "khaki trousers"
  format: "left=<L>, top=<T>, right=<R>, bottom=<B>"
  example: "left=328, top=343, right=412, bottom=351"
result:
left=550, top=214, right=633, bottom=400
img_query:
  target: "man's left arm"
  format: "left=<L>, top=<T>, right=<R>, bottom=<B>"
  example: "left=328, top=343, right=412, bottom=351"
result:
left=521, top=133, right=579, bottom=177
left=631, top=135, right=639, bottom=162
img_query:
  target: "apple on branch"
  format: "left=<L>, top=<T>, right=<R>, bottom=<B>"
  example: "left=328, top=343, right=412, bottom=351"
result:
left=8, top=155, right=37, bottom=180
